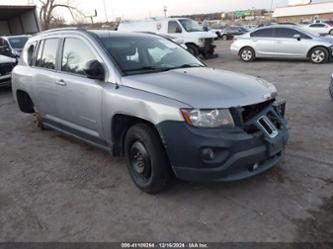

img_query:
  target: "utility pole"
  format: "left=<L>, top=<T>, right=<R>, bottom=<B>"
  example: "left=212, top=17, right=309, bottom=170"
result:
left=163, top=6, right=167, bottom=17
left=103, top=0, right=109, bottom=22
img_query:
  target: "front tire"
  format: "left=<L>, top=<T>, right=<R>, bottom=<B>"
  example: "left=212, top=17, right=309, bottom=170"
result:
left=309, top=47, right=329, bottom=64
left=222, top=34, right=228, bottom=41
left=240, top=47, right=255, bottom=62
left=124, top=123, right=171, bottom=194
left=186, top=44, right=200, bottom=57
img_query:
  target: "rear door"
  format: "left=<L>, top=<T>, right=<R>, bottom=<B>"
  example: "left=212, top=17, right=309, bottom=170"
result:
left=56, top=37, right=105, bottom=142
left=33, top=38, right=62, bottom=120
left=272, top=28, right=311, bottom=58
left=250, top=28, right=275, bottom=57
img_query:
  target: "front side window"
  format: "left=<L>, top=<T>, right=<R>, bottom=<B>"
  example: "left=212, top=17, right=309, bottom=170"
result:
left=36, top=39, right=59, bottom=70
left=168, top=21, right=182, bottom=33
left=61, top=38, right=97, bottom=76
left=179, top=19, right=203, bottom=32
left=96, top=33, right=204, bottom=75
left=250, top=28, right=273, bottom=37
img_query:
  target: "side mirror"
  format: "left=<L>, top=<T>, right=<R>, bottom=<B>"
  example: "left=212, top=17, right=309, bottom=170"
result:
left=84, top=60, right=105, bottom=80
left=293, top=34, right=301, bottom=41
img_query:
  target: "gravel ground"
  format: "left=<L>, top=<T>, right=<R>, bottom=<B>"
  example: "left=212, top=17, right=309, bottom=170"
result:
left=0, top=40, right=332, bottom=242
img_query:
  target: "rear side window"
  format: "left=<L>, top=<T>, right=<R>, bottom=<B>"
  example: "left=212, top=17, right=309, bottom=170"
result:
left=61, top=38, right=98, bottom=76
left=168, top=21, right=182, bottom=33
left=250, top=28, right=273, bottom=37
left=36, top=39, right=59, bottom=70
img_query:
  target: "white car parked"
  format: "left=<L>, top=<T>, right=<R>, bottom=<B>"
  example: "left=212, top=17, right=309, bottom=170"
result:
left=304, top=23, right=333, bottom=36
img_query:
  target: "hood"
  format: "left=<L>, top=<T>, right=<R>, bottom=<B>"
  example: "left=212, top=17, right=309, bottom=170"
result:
left=0, top=55, right=16, bottom=64
left=122, top=68, right=277, bottom=108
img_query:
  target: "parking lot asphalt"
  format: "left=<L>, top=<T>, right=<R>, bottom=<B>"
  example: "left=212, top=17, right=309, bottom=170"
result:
left=0, top=40, right=333, bottom=242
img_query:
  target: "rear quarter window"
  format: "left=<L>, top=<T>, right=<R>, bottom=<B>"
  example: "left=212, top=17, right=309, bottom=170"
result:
left=23, top=42, right=37, bottom=66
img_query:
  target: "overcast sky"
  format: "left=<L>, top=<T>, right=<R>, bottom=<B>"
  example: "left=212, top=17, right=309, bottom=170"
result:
left=1, top=0, right=331, bottom=21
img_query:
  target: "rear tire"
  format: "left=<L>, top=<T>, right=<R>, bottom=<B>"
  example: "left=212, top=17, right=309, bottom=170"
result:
left=187, top=44, right=200, bottom=57
left=329, top=29, right=333, bottom=35
left=222, top=34, right=228, bottom=41
left=124, top=123, right=171, bottom=194
left=309, top=47, right=328, bottom=64
left=240, top=47, right=255, bottom=62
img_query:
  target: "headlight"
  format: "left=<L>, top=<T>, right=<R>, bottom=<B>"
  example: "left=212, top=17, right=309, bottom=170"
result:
left=198, top=38, right=205, bottom=44
left=181, top=109, right=235, bottom=128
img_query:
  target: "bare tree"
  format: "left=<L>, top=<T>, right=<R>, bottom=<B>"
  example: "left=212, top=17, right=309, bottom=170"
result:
left=38, top=0, right=91, bottom=30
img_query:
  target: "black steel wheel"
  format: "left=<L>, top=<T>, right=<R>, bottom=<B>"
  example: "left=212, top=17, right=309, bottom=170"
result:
left=125, top=123, right=171, bottom=194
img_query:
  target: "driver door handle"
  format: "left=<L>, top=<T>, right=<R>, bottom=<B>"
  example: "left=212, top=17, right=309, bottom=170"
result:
left=56, top=79, right=67, bottom=86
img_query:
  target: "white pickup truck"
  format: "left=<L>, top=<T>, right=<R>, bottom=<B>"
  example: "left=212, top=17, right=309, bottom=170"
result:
left=118, top=18, right=217, bottom=58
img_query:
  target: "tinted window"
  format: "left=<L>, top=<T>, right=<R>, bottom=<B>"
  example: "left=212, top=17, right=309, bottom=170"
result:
left=250, top=28, right=273, bottom=37
left=61, top=38, right=97, bottom=76
left=310, top=24, right=325, bottom=28
left=275, top=28, right=311, bottom=39
left=26, top=42, right=37, bottom=66
left=36, top=39, right=59, bottom=69
left=0, top=39, right=11, bottom=56
left=8, top=37, right=29, bottom=49
left=168, top=21, right=182, bottom=33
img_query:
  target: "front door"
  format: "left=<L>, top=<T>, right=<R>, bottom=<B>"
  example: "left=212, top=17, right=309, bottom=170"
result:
left=57, top=37, right=105, bottom=142
left=272, top=28, right=310, bottom=58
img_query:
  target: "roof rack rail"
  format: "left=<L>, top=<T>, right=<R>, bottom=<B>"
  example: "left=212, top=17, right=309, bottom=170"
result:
left=39, top=27, right=86, bottom=34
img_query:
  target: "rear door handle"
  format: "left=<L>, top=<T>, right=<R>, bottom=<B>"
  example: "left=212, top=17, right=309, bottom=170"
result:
left=56, top=79, right=67, bottom=86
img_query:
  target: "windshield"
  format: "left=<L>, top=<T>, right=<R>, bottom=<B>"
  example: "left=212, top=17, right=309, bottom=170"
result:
left=96, top=33, right=205, bottom=75
left=179, top=19, right=204, bottom=32
left=8, top=37, right=29, bottom=49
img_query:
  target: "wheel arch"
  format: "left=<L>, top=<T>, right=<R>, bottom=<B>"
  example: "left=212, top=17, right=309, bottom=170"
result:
left=111, top=114, right=164, bottom=157
left=16, top=90, right=35, bottom=113
left=238, top=46, right=255, bottom=56
left=306, top=45, right=329, bottom=58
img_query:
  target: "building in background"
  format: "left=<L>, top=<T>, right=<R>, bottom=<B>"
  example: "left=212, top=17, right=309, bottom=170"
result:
left=273, top=1, right=333, bottom=23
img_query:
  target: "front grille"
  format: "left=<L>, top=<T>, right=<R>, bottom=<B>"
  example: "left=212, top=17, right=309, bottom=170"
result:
left=242, top=100, right=274, bottom=123
left=204, top=38, right=213, bottom=46
left=0, top=63, right=15, bottom=76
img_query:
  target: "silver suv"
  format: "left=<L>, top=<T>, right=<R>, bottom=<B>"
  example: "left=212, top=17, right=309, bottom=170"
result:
left=231, top=25, right=333, bottom=64
left=12, top=28, right=289, bottom=193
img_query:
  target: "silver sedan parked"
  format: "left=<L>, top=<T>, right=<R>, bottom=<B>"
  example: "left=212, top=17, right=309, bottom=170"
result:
left=231, top=25, right=333, bottom=64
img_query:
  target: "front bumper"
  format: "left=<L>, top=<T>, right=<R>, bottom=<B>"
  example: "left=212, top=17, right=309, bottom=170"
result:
left=199, top=38, right=216, bottom=57
left=157, top=100, right=288, bottom=182
left=0, top=74, right=11, bottom=87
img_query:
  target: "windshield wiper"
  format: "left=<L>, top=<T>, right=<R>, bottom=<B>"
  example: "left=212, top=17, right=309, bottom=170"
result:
left=169, top=63, right=205, bottom=70
left=123, top=66, right=170, bottom=73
